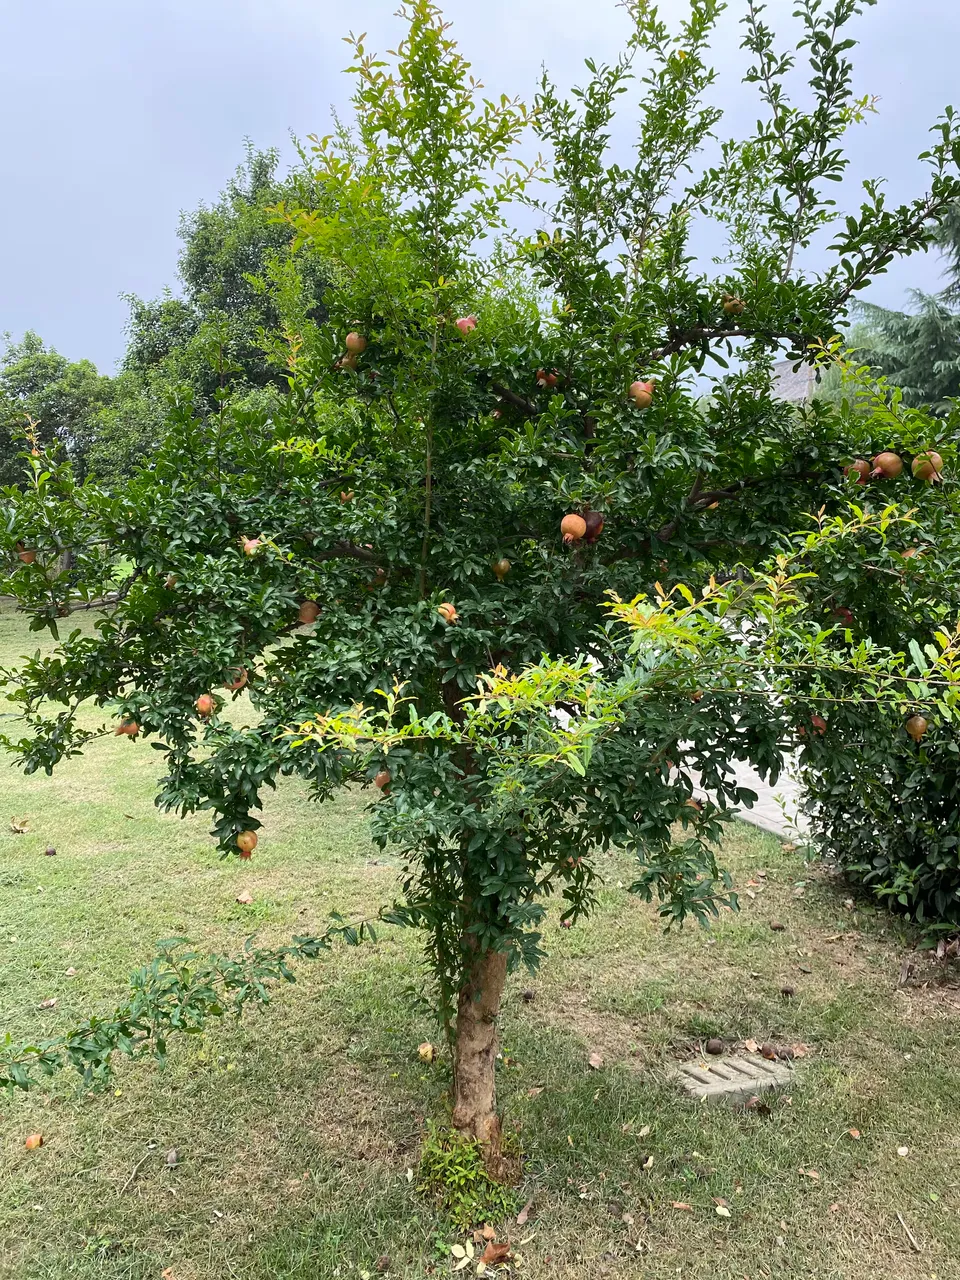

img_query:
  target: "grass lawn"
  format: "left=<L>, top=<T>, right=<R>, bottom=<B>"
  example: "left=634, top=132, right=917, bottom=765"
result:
left=1, top=602, right=958, bottom=1280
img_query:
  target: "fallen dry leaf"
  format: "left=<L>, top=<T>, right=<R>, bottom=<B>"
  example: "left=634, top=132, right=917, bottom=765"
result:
left=480, top=1240, right=511, bottom=1265
left=235, top=890, right=254, bottom=905
left=526, top=1086, right=544, bottom=1099
left=641, top=1155, right=654, bottom=1170
left=588, top=1052, right=603, bottom=1070
left=829, top=1202, right=840, bottom=1213
left=744, top=1038, right=760, bottom=1053
left=10, top=816, right=30, bottom=833
left=671, top=1201, right=693, bottom=1211
left=848, top=1128, right=861, bottom=1140
left=799, top=1168, right=820, bottom=1180
left=166, top=1148, right=179, bottom=1167
left=715, top=1205, right=731, bottom=1218
left=38, top=998, right=57, bottom=1010
left=64, top=967, right=78, bottom=977
left=418, top=1042, right=436, bottom=1064
left=790, top=1043, right=810, bottom=1058
left=516, top=1197, right=535, bottom=1226
left=481, top=1226, right=496, bottom=1242
left=637, top=1123, right=651, bottom=1137
left=161, top=1270, right=177, bottom=1280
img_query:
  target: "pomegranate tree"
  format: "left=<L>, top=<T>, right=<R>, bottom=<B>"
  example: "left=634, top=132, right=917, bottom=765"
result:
left=3, top=1, right=960, bottom=1170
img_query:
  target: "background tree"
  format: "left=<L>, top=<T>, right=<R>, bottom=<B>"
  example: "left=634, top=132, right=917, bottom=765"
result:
left=846, top=202, right=960, bottom=410
left=3, top=0, right=960, bottom=1167
left=0, top=332, right=114, bottom=484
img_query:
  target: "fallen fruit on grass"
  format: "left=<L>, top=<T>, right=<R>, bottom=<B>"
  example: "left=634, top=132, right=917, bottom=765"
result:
left=374, top=769, right=391, bottom=791
left=912, top=449, right=943, bottom=482
left=560, top=513, right=587, bottom=545
left=760, top=1043, right=778, bottom=1060
left=905, top=714, right=928, bottom=742
left=223, top=667, right=248, bottom=692
left=437, top=602, right=458, bottom=624
left=629, top=379, right=654, bottom=409
left=236, top=890, right=254, bottom=905
left=455, top=315, right=477, bottom=334
left=298, top=600, right=320, bottom=624
left=241, top=537, right=261, bottom=556
left=16, top=545, right=37, bottom=565
left=844, top=459, right=871, bottom=484
left=493, top=558, right=511, bottom=581
left=418, top=1042, right=436, bottom=1063
left=871, top=451, right=903, bottom=480
left=705, top=1038, right=723, bottom=1055
left=780, top=985, right=796, bottom=998
left=344, top=332, right=367, bottom=354
left=583, top=510, right=605, bottom=543
left=44, top=846, right=57, bottom=857
left=195, top=693, right=215, bottom=717
left=236, top=831, right=258, bottom=857
left=24, top=1133, right=43, bottom=1150
left=114, top=720, right=139, bottom=737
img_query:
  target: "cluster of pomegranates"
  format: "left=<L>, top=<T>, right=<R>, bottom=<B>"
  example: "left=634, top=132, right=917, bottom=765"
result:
left=338, top=331, right=367, bottom=371
left=845, top=451, right=944, bottom=485
left=560, top=510, right=605, bottom=546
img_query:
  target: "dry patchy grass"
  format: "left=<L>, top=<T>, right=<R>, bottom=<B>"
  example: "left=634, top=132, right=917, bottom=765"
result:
left=1, top=604, right=959, bottom=1279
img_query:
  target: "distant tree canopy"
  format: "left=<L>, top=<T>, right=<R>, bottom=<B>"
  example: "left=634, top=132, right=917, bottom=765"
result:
left=849, top=204, right=960, bottom=411
left=0, top=332, right=114, bottom=486
left=1, top=145, right=327, bottom=487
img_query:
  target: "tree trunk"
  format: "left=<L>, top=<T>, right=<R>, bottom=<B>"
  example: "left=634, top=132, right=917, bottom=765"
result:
left=451, top=945, right=508, bottom=1164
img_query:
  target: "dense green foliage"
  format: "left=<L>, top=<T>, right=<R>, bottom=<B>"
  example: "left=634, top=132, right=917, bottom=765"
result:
left=3, top=0, right=960, bottom=1141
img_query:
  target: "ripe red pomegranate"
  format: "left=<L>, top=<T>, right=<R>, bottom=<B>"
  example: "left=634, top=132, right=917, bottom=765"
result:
left=236, top=830, right=258, bottom=857
left=536, top=369, right=559, bottom=389
left=844, top=460, right=870, bottom=485
left=455, top=316, right=477, bottom=335
left=338, top=353, right=358, bottom=371
left=905, top=714, right=928, bottom=742
left=437, top=602, right=458, bottom=624
left=629, top=380, right=654, bottom=409
left=561, top=513, right=587, bottom=545
left=912, top=450, right=943, bottom=483
left=374, top=769, right=391, bottom=791
left=298, top=600, right=320, bottom=624
left=811, top=714, right=827, bottom=735
left=345, top=332, right=367, bottom=354
left=493, top=558, right=511, bottom=581
left=722, top=293, right=745, bottom=315
left=16, top=545, right=36, bottom=565
left=24, top=1133, right=43, bottom=1151
left=195, top=693, right=215, bottom=717
left=871, top=452, right=903, bottom=480
left=833, top=607, right=854, bottom=626
left=223, top=667, right=248, bottom=692
left=242, top=537, right=261, bottom=556
left=583, top=510, right=605, bottom=543
left=114, top=720, right=139, bottom=737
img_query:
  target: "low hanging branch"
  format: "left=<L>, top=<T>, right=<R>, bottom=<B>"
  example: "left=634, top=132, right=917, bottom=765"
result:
left=0, top=918, right=375, bottom=1092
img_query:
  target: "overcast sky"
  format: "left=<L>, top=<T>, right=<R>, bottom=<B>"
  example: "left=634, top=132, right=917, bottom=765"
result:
left=2, top=0, right=958, bottom=373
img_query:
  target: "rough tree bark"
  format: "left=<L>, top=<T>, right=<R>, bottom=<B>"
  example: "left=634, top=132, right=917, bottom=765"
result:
left=451, top=944, right=508, bottom=1164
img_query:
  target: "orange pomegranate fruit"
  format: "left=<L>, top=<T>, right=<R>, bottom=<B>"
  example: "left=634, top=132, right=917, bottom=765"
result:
left=298, top=600, right=321, bottom=624
left=223, top=667, right=248, bottom=692
left=114, top=720, right=139, bottom=737
left=242, top=537, right=261, bottom=556
left=437, top=602, right=459, bottom=624
left=536, top=369, right=559, bottom=389
left=905, top=714, right=928, bottom=743
left=722, top=293, right=745, bottom=315
left=844, top=459, right=870, bottom=485
left=24, top=1133, right=44, bottom=1151
left=629, top=379, right=654, bottom=409
left=560, top=513, right=587, bottom=545
left=236, top=830, right=258, bottom=857
left=345, top=332, right=367, bottom=354
left=374, top=769, right=391, bottom=791
left=493, top=558, right=511, bottom=581
left=455, top=316, right=477, bottom=334
left=871, top=452, right=903, bottom=480
left=195, top=693, right=215, bottom=717
left=912, top=450, right=943, bottom=483
left=16, top=545, right=37, bottom=565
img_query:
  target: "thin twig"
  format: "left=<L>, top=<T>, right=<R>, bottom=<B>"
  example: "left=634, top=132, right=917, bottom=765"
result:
left=896, top=1211, right=921, bottom=1253
left=120, top=1152, right=153, bottom=1194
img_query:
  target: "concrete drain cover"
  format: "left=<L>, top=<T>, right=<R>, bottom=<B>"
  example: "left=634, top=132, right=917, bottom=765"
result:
left=671, top=1054, right=795, bottom=1103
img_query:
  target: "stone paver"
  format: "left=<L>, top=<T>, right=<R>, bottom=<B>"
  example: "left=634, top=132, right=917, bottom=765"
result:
left=670, top=1053, right=796, bottom=1103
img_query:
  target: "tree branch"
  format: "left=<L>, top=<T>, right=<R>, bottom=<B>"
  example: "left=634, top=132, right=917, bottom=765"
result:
left=490, top=381, right=538, bottom=416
